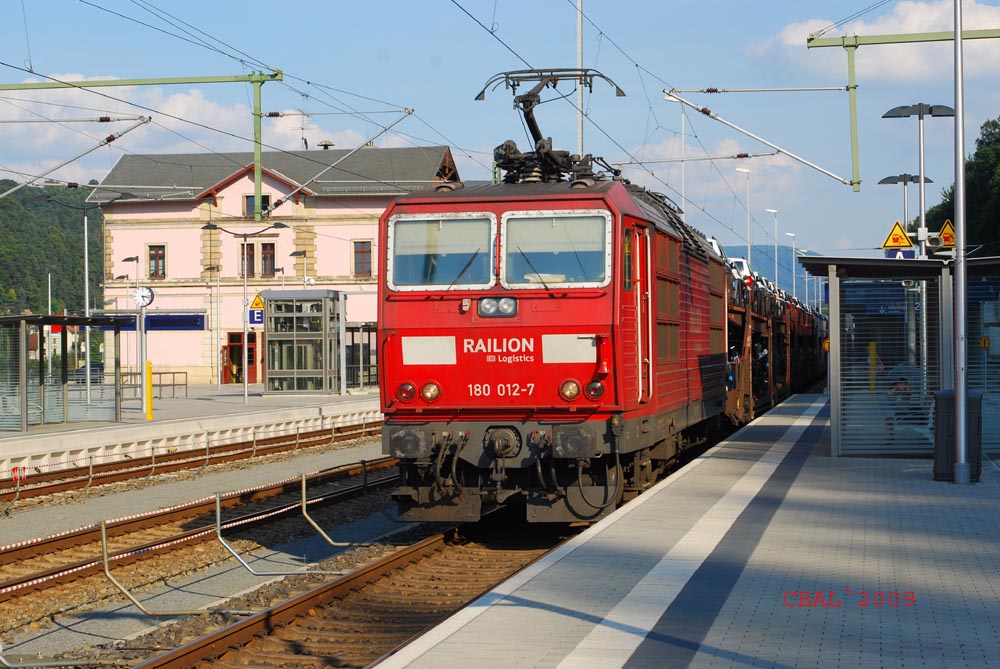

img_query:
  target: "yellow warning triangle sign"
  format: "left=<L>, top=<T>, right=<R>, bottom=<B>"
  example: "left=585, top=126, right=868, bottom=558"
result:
left=250, top=293, right=265, bottom=309
left=881, top=221, right=914, bottom=250
left=938, top=220, right=956, bottom=248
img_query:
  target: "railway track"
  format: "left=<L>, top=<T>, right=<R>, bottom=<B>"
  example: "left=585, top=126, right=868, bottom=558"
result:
left=0, top=419, right=382, bottom=511
left=0, top=457, right=399, bottom=638
left=121, top=516, right=576, bottom=668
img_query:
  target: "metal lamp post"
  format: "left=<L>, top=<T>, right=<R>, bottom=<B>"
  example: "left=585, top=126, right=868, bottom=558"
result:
left=205, top=265, right=222, bottom=390
left=736, top=168, right=751, bottom=266
left=882, top=105, right=954, bottom=434
left=882, top=104, right=954, bottom=260
left=877, top=174, right=933, bottom=239
left=44, top=193, right=133, bottom=396
left=45, top=271, right=52, bottom=379
left=784, top=232, right=796, bottom=298
left=290, top=250, right=307, bottom=288
left=113, top=273, right=129, bottom=375
left=798, top=249, right=809, bottom=306
left=879, top=173, right=933, bottom=370
left=122, top=256, right=139, bottom=377
left=83, top=209, right=92, bottom=395
left=765, top=208, right=778, bottom=290
left=202, top=222, right=287, bottom=404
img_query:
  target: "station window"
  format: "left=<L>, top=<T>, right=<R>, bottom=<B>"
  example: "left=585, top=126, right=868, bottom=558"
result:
left=241, top=243, right=256, bottom=278
left=244, top=194, right=271, bottom=217
left=354, top=240, right=372, bottom=277
left=261, top=243, right=275, bottom=277
left=148, top=244, right=165, bottom=279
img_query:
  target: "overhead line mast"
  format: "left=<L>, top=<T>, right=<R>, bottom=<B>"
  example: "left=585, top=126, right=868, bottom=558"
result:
left=0, top=71, right=283, bottom=220
left=805, top=28, right=1000, bottom=192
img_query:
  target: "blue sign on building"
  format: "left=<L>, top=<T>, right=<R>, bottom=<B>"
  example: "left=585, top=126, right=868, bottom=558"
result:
left=99, top=314, right=205, bottom=331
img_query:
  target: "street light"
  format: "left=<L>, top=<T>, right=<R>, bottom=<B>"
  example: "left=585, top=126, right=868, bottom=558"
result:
left=275, top=266, right=285, bottom=288
left=765, top=208, right=778, bottom=290
left=290, top=250, right=308, bottom=288
left=122, top=255, right=140, bottom=377
left=784, top=232, right=796, bottom=299
left=112, top=273, right=130, bottom=375
left=202, top=222, right=288, bottom=404
left=205, top=265, right=222, bottom=390
left=883, top=104, right=954, bottom=259
left=797, top=249, right=810, bottom=306
left=42, top=193, right=134, bottom=393
left=882, top=105, right=953, bottom=416
left=879, top=172, right=936, bottom=378
left=736, top=168, right=751, bottom=266
left=877, top=174, right=932, bottom=240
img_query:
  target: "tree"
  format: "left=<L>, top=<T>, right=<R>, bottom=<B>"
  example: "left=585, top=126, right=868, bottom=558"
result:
left=925, top=116, right=1000, bottom=250
left=0, top=181, right=104, bottom=315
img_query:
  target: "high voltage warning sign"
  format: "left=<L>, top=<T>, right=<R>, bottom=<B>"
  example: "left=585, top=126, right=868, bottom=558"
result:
left=882, top=221, right=914, bottom=250
left=938, top=220, right=956, bottom=248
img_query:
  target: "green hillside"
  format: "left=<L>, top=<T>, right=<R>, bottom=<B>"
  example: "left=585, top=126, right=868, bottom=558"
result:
left=0, top=180, right=103, bottom=316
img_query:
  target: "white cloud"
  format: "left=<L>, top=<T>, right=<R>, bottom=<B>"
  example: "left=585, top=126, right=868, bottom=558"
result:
left=623, top=135, right=804, bottom=212
left=0, top=75, right=405, bottom=187
left=754, top=1, right=1000, bottom=82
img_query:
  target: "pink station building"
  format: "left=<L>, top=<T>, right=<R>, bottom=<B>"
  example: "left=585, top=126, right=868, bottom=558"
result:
left=91, top=146, right=458, bottom=386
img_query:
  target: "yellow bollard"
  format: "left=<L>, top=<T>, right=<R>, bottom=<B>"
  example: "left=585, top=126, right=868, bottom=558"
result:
left=145, top=360, right=154, bottom=421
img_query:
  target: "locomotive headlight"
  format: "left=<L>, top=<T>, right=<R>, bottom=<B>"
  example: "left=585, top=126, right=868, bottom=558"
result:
left=497, top=297, right=517, bottom=315
left=478, top=298, right=498, bottom=316
left=397, top=382, right=417, bottom=402
left=478, top=297, right=517, bottom=317
left=421, top=382, right=441, bottom=402
left=585, top=381, right=605, bottom=400
left=559, top=379, right=581, bottom=401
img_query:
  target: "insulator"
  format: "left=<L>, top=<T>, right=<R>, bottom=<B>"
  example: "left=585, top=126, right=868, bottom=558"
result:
left=266, top=112, right=281, bottom=118
left=98, top=116, right=111, bottom=122
left=521, top=166, right=543, bottom=183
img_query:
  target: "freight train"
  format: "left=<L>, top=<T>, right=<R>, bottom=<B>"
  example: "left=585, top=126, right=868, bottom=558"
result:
left=377, top=69, right=826, bottom=522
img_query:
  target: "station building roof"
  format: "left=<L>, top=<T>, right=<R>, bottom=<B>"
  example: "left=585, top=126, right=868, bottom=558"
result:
left=87, top=145, right=459, bottom=203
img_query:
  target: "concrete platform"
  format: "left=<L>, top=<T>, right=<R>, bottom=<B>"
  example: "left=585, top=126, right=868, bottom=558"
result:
left=0, top=384, right=380, bottom=478
left=380, top=394, right=1000, bottom=669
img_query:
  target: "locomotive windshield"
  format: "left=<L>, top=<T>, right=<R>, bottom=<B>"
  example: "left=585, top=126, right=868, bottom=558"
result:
left=387, top=214, right=495, bottom=290
left=501, top=211, right=611, bottom=288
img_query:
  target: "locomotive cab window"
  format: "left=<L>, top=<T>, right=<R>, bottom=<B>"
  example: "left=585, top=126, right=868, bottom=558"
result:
left=500, top=210, right=611, bottom=289
left=386, top=214, right=495, bottom=291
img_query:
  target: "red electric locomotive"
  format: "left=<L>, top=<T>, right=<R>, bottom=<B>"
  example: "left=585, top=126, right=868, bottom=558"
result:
left=378, top=70, right=823, bottom=522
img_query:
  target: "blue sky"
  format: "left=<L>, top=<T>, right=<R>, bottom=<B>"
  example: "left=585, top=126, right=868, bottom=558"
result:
left=2, top=1, right=1000, bottom=283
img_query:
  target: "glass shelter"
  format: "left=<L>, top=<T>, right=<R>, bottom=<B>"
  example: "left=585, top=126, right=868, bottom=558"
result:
left=800, top=255, right=1000, bottom=456
left=261, top=290, right=343, bottom=393
left=0, top=315, right=124, bottom=431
